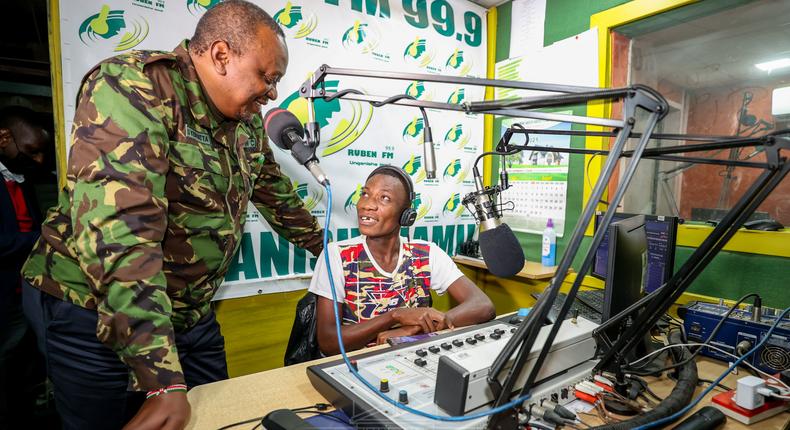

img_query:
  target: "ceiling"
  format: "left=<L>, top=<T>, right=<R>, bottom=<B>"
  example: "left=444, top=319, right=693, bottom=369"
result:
left=625, top=0, right=790, bottom=91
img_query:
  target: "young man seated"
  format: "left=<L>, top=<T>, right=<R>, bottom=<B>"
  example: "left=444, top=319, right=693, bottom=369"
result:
left=309, top=165, right=496, bottom=355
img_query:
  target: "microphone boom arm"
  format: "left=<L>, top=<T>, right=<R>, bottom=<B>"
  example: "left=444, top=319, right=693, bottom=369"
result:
left=295, top=63, right=790, bottom=430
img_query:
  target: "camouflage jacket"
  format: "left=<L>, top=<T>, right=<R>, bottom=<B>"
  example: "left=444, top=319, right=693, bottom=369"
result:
left=22, top=40, right=323, bottom=390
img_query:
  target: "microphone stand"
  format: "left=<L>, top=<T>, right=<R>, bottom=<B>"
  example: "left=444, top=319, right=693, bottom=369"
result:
left=296, top=64, right=790, bottom=429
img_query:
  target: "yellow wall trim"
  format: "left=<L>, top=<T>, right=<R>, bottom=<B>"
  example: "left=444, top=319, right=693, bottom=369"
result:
left=48, top=0, right=67, bottom=188
left=482, top=6, right=497, bottom=187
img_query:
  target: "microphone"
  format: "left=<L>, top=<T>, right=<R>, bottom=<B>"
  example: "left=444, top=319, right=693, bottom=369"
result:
left=264, top=108, right=329, bottom=186
left=423, top=126, right=436, bottom=179
left=461, top=167, right=525, bottom=278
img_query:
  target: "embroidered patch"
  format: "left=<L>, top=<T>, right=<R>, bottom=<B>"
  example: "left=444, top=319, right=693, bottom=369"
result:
left=185, top=125, right=210, bottom=145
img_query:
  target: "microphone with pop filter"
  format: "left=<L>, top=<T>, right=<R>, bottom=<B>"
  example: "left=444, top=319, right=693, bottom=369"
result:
left=462, top=166, right=525, bottom=278
left=264, top=108, right=329, bottom=185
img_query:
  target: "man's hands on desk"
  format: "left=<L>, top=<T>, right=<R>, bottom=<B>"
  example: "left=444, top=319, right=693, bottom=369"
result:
left=123, top=391, right=191, bottom=430
left=391, top=307, right=454, bottom=333
left=376, top=308, right=457, bottom=345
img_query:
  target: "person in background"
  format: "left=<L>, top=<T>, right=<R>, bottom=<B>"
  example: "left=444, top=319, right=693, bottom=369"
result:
left=20, top=1, right=323, bottom=429
left=0, top=106, right=48, bottom=428
left=310, top=165, right=495, bottom=355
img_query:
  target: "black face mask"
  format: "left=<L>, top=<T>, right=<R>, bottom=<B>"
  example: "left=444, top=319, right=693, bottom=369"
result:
left=1, top=139, right=40, bottom=176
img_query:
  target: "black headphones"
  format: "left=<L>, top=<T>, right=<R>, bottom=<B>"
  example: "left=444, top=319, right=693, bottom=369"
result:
left=367, top=165, right=417, bottom=227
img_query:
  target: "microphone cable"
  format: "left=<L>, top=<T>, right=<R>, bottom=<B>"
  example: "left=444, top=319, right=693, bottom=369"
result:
left=319, top=182, right=533, bottom=422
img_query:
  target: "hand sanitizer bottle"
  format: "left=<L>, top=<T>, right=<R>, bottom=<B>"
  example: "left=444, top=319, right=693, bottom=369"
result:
left=541, top=218, right=556, bottom=267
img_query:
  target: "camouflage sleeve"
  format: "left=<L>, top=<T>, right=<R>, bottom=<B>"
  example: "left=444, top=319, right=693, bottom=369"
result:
left=251, top=138, right=324, bottom=256
left=68, top=64, right=182, bottom=391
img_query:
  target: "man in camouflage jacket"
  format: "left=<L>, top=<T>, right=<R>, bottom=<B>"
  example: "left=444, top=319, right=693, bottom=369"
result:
left=21, top=2, right=321, bottom=429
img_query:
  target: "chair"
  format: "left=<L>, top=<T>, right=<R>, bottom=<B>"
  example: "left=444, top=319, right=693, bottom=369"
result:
left=283, top=292, right=322, bottom=366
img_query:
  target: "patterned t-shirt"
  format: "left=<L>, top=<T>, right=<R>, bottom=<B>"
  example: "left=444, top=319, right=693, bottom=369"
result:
left=309, top=236, right=464, bottom=324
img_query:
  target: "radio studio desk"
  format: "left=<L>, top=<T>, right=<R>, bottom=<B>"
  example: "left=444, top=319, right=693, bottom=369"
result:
left=186, top=336, right=789, bottom=429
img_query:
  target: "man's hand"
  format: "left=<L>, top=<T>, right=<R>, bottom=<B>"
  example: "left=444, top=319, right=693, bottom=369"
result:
left=376, top=325, right=422, bottom=345
left=123, top=391, right=191, bottom=430
left=391, top=308, right=450, bottom=333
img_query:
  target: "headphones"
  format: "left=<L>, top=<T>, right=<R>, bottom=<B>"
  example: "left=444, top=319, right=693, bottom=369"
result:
left=367, top=165, right=417, bottom=227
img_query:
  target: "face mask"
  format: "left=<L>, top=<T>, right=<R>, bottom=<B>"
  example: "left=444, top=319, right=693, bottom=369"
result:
left=1, top=139, right=40, bottom=176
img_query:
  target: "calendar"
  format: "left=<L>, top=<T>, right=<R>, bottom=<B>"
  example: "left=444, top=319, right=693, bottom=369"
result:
left=499, top=117, right=571, bottom=237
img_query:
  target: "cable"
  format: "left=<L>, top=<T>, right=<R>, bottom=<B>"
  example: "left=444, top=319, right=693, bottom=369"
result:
left=321, top=183, right=533, bottom=422
left=527, top=422, right=555, bottom=430
left=697, top=378, right=732, bottom=392
left=216, top=416, right=263, bottom=430
left=627, top=341, right=790, bottom=390
left=633, top=306, right=790, bottom=430
left=293, top=410, right=352, bottom=426
left=627, top=293, right=760, bottom=374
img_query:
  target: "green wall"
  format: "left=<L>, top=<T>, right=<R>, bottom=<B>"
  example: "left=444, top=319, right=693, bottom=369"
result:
left=495, top=0, right=790, bottom=308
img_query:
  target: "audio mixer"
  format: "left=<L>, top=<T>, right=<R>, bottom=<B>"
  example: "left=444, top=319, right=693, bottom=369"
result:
left=307, top=317, right=599, bottom=429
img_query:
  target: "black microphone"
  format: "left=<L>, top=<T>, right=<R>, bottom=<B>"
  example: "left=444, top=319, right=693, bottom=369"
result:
left=461, top=167, right=525, bottom=278
left=264, top=108, right=329, bottom=186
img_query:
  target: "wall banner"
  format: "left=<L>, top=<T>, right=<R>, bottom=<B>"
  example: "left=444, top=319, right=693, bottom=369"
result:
left=58, top=0, right=488, bottom=298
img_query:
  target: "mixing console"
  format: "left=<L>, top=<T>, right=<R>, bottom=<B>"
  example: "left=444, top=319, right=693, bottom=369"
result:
left=307, top=317, right=599, bottom=429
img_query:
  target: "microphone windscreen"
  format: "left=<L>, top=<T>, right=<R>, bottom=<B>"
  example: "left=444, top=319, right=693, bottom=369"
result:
left=263, top=108, right=304, bottom=151
left=479, top=223, right=525, bottom=278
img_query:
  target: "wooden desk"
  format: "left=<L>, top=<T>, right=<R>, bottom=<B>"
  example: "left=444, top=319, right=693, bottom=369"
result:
left=452, top=255, right=559, bottom=280
left=187, top=350, right=789, bottom=429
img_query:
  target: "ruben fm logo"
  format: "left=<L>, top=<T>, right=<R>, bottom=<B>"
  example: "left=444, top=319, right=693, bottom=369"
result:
left=341, top=20, right=381, bottom=54
left=443, top=193, right=465, bottom=218
left=402, top=155, right=427, bottom=184
left=401, top=117, right=424, bottom=145
left=445, top=49, right=473, bottom=76
left=442, top=159, right=471, bottom=183
left=403, top=37, right=435, bottom=68
left=443, top=123, right=471, bottom=149
left=293, top=182, right=324, bottom=213
left=186, top=0, right=221, bottom=15
left=274, top=1, right=318, bottom=39
left=279, top=80, right=372, bottom=157
left=78, top=5, right=148, bottom=52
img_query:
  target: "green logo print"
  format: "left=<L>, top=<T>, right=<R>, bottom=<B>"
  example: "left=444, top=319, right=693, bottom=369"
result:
left=405, top=81, right=429, bottom=101
left=401, top=116, right=425, bottom=144
left=412, top=193, right=432, bottom=221
left=293, top=182, right=324, bottom=211
left=402, top=154, right=426, bottom=183
left=403, top=37, right=434, bottom=68
left=186, top=0, right=222, bottom=15
left=447, top=88, right=466, bottom=105
left=274, top=1, right=317, bottom=39
left=78, top=5, right=148, bottom=52
left=344, top=183, right=364, bottom=214
left=342, top=20, right=379, bottom=53
left=279, top=80, right=373, bottom=157
left=443, top=123, right=471, bottom=149
left=445, top=49, right=473, bottom=76
left=443, top=193, right=465, bottom=217
left=443, top=159, right=470, bottom=183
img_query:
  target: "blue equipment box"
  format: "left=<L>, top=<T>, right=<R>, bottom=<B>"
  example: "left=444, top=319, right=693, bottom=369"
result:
left=680, top=301, right=790, bottom=374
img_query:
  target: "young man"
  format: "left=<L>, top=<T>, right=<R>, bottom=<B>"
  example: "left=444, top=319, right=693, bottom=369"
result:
left=310, top=166, right=495, bottom=355
left=21, top=2, right=322, bottom=429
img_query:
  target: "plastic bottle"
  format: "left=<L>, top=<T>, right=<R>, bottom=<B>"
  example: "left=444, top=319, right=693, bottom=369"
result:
left=541, top=218, right=557, bottom=267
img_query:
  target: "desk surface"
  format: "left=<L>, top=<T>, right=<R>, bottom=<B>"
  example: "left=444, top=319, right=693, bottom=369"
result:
left=452, top=255, right=559, bottom=280
left=188, top=349, right=788, bottom=430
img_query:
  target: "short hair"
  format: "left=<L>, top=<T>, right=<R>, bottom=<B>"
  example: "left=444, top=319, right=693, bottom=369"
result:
left=367, top=166, right=414, bottom=210
left=0, top=106, right=44, bottom=136
left=190, top=0, right=285, bottom=56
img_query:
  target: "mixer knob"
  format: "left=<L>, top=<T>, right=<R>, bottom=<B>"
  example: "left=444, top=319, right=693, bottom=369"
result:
left=398, top=390, right=409, bottom=404
left=428, top=345, right=440, bottom=354
left=474, top=333, right=485, bottom=341
left=466, top=337, right=477, bottom=345
left=452, top=339, right=464, bottom=347
left=415, top=349, right=427, bottom=357
left=441, top=342, right=452, bottom=350
left=414, top=358, right=427, bottom=367
left=380, top=378, right=390, bottom=393
left=490, top=332, right=502, bottom=340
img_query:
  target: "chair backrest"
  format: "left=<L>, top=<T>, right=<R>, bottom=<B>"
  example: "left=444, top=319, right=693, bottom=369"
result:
left=283, top=292, right=322, bottom=366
